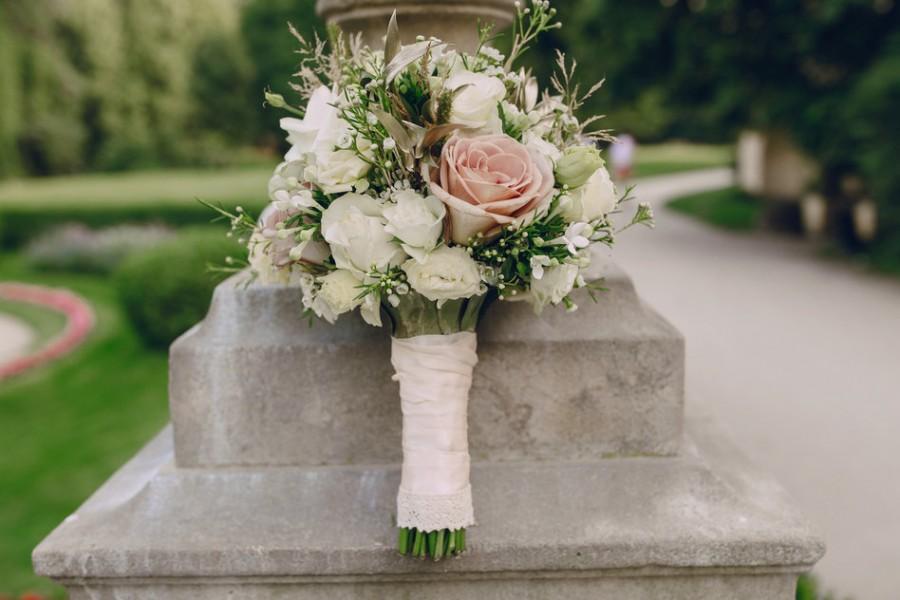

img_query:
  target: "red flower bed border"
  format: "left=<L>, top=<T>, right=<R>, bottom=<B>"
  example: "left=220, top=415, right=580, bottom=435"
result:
left=0, top=283, right=95, bottom=380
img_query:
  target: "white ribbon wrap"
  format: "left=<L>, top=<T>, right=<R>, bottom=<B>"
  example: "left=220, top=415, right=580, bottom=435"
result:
left=391, top=331, right=477, bottom=532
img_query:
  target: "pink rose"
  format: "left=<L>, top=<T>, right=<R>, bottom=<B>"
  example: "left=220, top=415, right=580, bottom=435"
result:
left=424, top=133, right=555, bottom=244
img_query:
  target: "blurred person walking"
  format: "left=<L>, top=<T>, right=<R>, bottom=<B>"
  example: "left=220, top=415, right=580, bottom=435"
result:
left=610, top=133, right=636, bottom=181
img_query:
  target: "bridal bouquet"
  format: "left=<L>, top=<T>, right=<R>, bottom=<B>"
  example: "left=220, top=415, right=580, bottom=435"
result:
left=210, top=0, right=652, bottom=561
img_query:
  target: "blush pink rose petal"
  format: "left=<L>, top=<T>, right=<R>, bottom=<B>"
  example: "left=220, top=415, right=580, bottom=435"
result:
left=425, top=133, right=555, bottom=244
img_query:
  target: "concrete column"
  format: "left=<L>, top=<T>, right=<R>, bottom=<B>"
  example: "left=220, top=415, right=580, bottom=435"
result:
left=317, top=0, right=517, bottom=52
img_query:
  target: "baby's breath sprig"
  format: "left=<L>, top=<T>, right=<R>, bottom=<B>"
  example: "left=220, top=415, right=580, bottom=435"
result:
left=354, top=266, right=410, bottom=304
left=198, top=199, right=257, bottom=241
left=504, top=0, right=561, bottom=71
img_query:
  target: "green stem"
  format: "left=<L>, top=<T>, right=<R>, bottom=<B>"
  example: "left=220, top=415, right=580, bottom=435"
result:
left=433, top=529, right=445, bottom=561
left=398, top=527, right=410, bottom=555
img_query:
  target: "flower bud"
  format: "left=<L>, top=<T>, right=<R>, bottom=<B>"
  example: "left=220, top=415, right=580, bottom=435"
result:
left=265, top=91, right=287, bottom=108
left=554, top=145, right=604, bottom=188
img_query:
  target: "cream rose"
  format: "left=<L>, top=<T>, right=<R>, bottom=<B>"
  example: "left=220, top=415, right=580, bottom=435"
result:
left=402, top=246, right=484, bottom=302
left=320, top=193, right=405, bottom=277
left=445, top=72, right=506, bottom=132
left=560, top=167, right=617, bottom=223
left=425, top=133, right=555, bottom=244
left=383, top=190, right=446, bottom=262
left=311, top=269, right=364, bottom=322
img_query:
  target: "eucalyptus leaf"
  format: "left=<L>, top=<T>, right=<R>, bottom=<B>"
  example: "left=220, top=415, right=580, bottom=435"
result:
left=384, top=11, right=401, bottom=65
left=385, top=40, right=446, bottom=84
left=371, top=107, right=414, bottom=150
left=420, top=123, right=468, bottom=153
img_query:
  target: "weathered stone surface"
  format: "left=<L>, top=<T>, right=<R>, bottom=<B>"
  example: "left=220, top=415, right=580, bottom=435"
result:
left=168, top=264, right=684, bottom=467
left=316, top=0, right=517, bottom=52
left=33, top=412, right=822, bottom=598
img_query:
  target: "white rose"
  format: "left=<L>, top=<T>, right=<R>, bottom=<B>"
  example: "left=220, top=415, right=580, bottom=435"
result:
left=320, top=193, right=406, bottom=277
left=529, top=263, right=580, bottom=312
left=402, top=245, right=485, bottom=302
left=309, top=148, right=371, bottom=194
left=383, top=190, right=446, bottom=262
left=310, top=269, right=363, bottom=323
left=560, top=167, right=617, bottom=223
left=280, top=86, right=346, bottom=163
left=445, top=72, right=506, bottom=132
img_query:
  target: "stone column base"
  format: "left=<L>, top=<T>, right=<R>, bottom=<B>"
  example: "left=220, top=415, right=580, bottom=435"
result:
left=34, top=412, right=823, bottom=599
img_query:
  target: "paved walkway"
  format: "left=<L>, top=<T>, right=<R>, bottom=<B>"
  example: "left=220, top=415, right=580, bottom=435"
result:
left=0, top=313, right=33, bottom=364
left=615, top=168, right=900, bottom=600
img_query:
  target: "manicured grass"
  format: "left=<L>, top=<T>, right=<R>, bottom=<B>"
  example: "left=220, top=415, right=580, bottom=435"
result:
left=668, top=186, right=761, bottom=231
left=0, top=256, right=169, bottom=598
left=0, top=166, right=272, bottom=209
left=0, top=298, right=68, bottom=352
left=634, top=142, right=733, bottom=178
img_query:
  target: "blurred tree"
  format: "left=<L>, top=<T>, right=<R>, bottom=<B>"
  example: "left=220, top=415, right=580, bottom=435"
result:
left=240, top=0, right=323, bottom=148
left=0, top=0, right=251, bottom=177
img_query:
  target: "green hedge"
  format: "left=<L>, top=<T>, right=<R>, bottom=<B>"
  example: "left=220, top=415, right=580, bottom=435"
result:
left=114, top=227, right=241, bottom=348
left=0, top=200, right=266, bottom=249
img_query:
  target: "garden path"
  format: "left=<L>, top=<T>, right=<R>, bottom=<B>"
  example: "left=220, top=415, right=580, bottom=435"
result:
left=0, top=313, right=33, bottom=364
left=615, top=167, right=900, bottom=600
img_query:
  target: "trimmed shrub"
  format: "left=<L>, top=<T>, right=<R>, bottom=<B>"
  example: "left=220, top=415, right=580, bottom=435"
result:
left=24, top=223, right=174, bottom=273
left=0, top=198, right=267, bottom=249
left=114, top=227, right=240, bottom=348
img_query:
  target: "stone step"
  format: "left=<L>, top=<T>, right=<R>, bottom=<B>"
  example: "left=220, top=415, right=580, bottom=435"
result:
left=168, top=264, right=684, bottom=468
left=33, top=412, right=823, bottom=599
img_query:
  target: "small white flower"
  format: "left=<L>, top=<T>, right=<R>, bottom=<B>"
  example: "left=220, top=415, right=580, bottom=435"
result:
left=551, top=222, right=592, bottom=255
left=529, top=255, right=552, bottom=280
left=382, top=137, right=397, bottom=151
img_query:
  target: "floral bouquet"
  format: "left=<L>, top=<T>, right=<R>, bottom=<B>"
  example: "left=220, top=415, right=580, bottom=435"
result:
left=209, top=0, right=652, bottom=561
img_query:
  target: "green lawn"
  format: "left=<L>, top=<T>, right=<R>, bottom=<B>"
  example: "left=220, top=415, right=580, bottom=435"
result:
left=634, top=142, right=733, bottom=178
left=0, top=166, right=272, bottom=209
left=668, top=186, right=761, bottom=231
left=0, top=256, right=169, bottom=598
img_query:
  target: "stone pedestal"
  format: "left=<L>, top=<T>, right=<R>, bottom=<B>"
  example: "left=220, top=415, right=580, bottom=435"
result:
left=33, top=268, right=822, bottom=599
left=33, top=1, right=823, bottom=597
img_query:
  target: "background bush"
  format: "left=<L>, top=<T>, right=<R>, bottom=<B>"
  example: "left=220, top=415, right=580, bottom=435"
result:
left=114, top=227, right=239, bottom=348
left=24, top=223, right=174, bottom=273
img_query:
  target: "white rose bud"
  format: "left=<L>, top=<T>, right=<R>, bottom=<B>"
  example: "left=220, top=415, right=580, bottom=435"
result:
left=402, top=246, right=485, bottom=302
left=529, top=263, right=579, bottom=312
left=560, top=167, right=618, bottom=223
left=554, top=145, right=604, bottom=188
left=313, top=269, right=364, bottom=322
left=311, top=149, right=371, bottom=195
left=321, top=193, right=406, bottom=278
left=383, top=190, right=446, bottom=262
left=445, top=72, right=507, bottom=132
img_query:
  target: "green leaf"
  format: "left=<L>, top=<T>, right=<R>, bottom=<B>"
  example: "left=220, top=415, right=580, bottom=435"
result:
left=384, top=11, right=401, bottom=65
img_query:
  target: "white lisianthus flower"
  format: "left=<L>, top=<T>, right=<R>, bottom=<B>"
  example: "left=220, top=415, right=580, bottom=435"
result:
left=560, top=167, right=618, bottom=223
left=445, top=72, right=506, bottom=132
left=383, top=190, right=446, bottom=262
left=524, top=131, right=562, bottom=163
left=311, top=269, right=364, bottom=323
left=280, top=86, right=345, bottom=162
left=320, top=193, right=406, bottom=278
left=402, top=246, right=485, bottom=303
left=529, top=263, right=580, bottom=312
